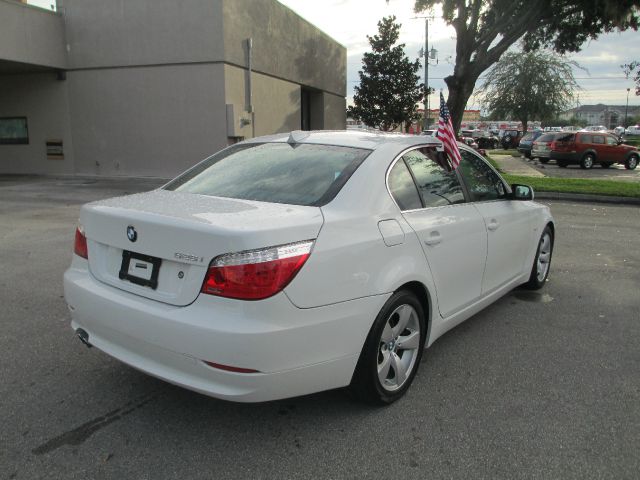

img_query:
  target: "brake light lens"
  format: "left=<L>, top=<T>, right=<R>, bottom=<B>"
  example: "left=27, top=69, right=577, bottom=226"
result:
left=201, top=240, right=314, bottom=300
left=73, top=225, right=88, bottom=259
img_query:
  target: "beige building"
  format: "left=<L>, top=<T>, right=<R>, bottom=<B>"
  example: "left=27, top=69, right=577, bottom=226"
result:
left=0, top=0, right=346, bottom=177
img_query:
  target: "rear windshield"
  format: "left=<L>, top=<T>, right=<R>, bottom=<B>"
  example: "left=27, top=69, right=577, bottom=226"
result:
left=555, top=133, right=575, bottom=142
left=163, top=142, right=371, bottom=207
left=522, top=133, right=535, bottom=141
left=537, top=133, right=557, bottom=142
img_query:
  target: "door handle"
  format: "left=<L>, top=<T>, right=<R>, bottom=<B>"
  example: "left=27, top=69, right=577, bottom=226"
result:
left=487, top=219, right=499, bottom=231
left=424, top=231, right=442, bottom=246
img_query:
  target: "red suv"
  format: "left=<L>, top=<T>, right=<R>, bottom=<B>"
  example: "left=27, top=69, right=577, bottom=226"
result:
left=550, top=132, right=639, bottom=170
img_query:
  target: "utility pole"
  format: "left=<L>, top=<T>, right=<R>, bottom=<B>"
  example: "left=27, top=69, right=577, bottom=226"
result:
left=625, top=88, right=630, bottom=129
left=413, top=15, right=436, bottom=130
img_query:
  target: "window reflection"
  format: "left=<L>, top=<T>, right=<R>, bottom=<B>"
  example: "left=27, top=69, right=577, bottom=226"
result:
left=402, top=149, right=465, bottom=207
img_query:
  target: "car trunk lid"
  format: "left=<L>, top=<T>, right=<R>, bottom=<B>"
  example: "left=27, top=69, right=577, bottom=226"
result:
left=81, top=190, right=324, bottom=306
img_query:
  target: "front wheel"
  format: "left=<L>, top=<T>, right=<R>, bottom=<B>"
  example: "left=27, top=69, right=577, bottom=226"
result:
left=626, top=155, right=638, bottom=170
left=350, top=291, right=426, bottom=404
left=581, top=153, right=595, bottom=169
left=523, top=225, right=554, bottom=290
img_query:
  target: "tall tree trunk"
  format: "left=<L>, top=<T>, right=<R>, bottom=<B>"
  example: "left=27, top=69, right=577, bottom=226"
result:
left=444, top=73, right=478, bottom=134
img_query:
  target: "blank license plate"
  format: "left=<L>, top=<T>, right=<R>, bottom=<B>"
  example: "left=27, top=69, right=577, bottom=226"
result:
left=119, top=251, right=162, bottom=289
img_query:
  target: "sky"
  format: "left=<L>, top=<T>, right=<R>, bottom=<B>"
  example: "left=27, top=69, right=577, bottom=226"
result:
left=277, top=0, right=640, bottom=110
left=28, top=0, right=639, bottom=109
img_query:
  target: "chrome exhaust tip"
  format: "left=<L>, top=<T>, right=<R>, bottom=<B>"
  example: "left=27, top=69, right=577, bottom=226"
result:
left=75, top=328, right=92, bottom=348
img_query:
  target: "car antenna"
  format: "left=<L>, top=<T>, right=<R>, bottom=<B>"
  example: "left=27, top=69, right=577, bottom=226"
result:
left=287, top=130, right=310, bottom=145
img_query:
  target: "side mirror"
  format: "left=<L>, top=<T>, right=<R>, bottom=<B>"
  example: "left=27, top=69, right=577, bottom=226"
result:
left=511, top=184, right=534, bottom=201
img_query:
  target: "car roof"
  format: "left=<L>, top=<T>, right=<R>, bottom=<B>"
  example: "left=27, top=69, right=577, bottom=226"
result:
left=242, top=130, right=443, bottom=151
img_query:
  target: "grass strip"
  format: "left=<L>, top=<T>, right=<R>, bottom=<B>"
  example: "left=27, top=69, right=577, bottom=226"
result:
left=501, top=174, right=640, bottom=198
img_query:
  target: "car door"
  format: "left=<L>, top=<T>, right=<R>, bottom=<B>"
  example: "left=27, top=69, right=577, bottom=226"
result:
left=388, top=147, right=487, bottom=318
left=605, top=134, right=624, bottom=162
left=457, top=149, right=533, bottom=294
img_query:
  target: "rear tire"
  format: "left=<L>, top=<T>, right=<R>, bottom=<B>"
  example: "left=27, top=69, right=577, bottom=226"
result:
left=626, top=155, right=638, bottom=170
left=581, top=153, right=595, bottom=169
left=350, top=291, right=426, bottom=405
left=523, top=225, right=554, bottom=290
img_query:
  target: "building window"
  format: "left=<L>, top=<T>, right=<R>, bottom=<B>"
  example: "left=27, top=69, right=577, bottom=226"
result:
left=0, top=117, right=29, bottom=145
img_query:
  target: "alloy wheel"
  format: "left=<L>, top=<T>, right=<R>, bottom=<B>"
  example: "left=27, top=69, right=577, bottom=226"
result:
left=377, top=304, right=421, bottom=392
left=536, top=232, right=552, bottom=282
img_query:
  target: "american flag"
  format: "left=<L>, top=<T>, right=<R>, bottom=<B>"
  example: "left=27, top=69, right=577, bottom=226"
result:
left=435, top=92, right=461, bottom=169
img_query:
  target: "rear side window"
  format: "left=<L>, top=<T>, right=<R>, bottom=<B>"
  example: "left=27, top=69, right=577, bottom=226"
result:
left=388, top=160, right=422, bottom=211
left=578, top=134, right=592, bottom=143
left=402, top=149, right=465, bottom=207
left=164, top=143, right=371, bottom=207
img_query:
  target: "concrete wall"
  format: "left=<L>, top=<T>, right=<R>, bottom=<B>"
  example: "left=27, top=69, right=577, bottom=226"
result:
left=224, top=65, right=301, bottom=137
left=222, top=0, right=346, bottom=97
left=0, top=0, right=66, bottom=68
left=68, top=64, right=227, bottom=177
left=58, top=0, right=225, bottom=69
left=0, top=72, right=74, bottom=174
left=323, top=92, right=347, bottom=130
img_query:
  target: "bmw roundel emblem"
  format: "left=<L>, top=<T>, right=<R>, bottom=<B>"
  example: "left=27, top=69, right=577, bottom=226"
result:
left=126, top=225, right=137, bottom=242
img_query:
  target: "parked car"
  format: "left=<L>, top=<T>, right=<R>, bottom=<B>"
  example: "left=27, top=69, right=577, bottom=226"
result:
left=550, top=132, right=639, bottom=169
left=64, top=131, right=555, bottom=404
left=626, top=125, right=640, bottom=136
left=461, top=129, right=500, bottom=149
left=518, top=130, right=544, bottom=158
left=580, top=125, right=608, bottom=133
left=421, top=129, right=436, bottom=136
left=501, top=129, right=523, bottom=149
left=613, top=126, right=626, bottom=137
left=531, top=132, right=564, bottom=163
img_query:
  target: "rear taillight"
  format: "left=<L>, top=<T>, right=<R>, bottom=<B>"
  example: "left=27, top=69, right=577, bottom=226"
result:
left=201, top=240, right=314, bottom=300
left=73, top=226, right=88, bottom=259
left=550, top=141, right=556, bottom=150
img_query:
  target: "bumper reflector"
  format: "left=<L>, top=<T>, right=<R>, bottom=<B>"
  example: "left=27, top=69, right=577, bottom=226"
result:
left=203, top=361, right=260, bottom=374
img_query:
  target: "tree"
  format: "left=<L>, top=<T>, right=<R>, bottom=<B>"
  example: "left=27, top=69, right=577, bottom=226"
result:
left=414, top=0, right=640, bottom=132
left=480, top=50, right=579, bottom=132
left=622, top=61, right=640, bottom=95
left=348, top=16, right=424, bottom=132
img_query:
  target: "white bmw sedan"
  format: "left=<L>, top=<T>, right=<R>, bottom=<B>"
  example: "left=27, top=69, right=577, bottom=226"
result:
left=64, top=131, right=554, bottom=404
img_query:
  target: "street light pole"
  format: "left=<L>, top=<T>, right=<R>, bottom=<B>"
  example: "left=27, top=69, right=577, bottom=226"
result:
left=424, top=18, right=429, bottom=130
left=625, top=88, right=630, bottom=129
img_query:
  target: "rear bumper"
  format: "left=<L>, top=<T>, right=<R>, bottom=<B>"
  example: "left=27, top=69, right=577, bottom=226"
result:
left=64, top=262, right=389, bottom=402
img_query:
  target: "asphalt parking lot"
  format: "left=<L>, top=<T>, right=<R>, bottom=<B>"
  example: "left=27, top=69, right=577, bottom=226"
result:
left=1, top=175, right=639, bottom=479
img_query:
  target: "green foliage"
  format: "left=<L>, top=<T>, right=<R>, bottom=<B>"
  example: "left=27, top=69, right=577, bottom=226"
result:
left=414, top=0, right=640, bottom=131
left=480, top=50, right=580, bottom=132
left=347, top=16, right=424, bottom=131
left=622, top=61, right=640, bottom=95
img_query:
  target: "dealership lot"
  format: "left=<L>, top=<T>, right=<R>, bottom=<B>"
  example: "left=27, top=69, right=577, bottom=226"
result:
left=1, top=175, right=639, bottom=479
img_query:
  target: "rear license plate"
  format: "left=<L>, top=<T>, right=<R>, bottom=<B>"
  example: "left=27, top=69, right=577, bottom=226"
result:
left=119, top=251, right=162, bottom=289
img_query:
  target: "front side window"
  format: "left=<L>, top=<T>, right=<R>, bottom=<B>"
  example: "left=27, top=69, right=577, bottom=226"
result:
left=164, top=143, right=371, bottom=207
left=458, top=150, right=507, bottom=202
left=592, top=135, right=604, bottom=144
left=605, top=135, right=617, bottom=145
left=402, top=148, right=465, bottom=207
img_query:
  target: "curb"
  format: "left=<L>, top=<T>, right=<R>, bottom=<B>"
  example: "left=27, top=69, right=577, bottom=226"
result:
left=535, top=191, right=640, bottom=206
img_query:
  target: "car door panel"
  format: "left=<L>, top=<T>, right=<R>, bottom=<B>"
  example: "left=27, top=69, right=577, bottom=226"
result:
left=403, top=205, right=487, bottom=318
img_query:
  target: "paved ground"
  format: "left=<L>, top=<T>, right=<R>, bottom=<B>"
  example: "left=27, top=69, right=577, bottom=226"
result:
left=493, top=153, right=640, bottom=182
left=2, top=175, right=639, bottom=479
